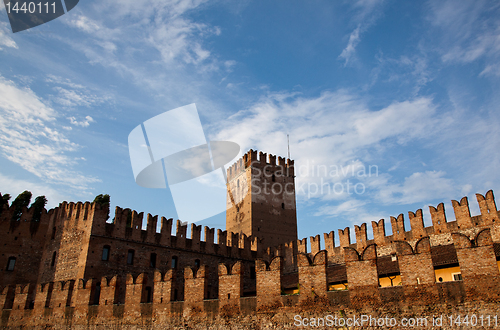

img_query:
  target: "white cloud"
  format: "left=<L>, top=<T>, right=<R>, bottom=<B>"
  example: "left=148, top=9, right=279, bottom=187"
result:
left=338, top=0, right=385, bottom=65
left=0, top=22, right=17, bottom=50
left=376, top=171, right=455, bottom=205
left=46, top=75, right=111, bottom=107
left=68, top=115, right=94, bottom=127
left=69, top=15, right=101, bottom=33
left=214, top=91, right=438, bottom=202
left=339, top=26, right=361, bottom=65
left=0, top=76, right=99, bottom=191
left=427, top=1, right=500, bottom=73
left=0, top=173, right=67, bottom=209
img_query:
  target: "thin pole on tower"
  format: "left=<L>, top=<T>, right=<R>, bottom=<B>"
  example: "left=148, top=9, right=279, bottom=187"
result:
left=287, top=134, right=290, bottom=159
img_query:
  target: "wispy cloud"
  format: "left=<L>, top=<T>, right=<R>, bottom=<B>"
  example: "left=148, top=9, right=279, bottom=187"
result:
left=213, top=90, right=439, bottom=202
left=68, top=115, right=94, bottom=127
left=427, top=0, right=500, bottom=75
left=0, top=76, right=100, bottom=191
left=338, top=0, right=385, bottom=65
left=0, top=22, right=17, bottom=50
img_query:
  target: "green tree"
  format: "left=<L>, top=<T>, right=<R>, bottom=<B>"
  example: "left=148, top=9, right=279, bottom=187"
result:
left=11, top=191, right=32, bottom=221
left=30, top=196, right=48, bottom=222
left=93, top=194, right=110, bottom=220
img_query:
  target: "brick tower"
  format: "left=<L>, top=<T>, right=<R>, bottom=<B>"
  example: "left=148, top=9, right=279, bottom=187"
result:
left=226, top=150, right=297, bottom=250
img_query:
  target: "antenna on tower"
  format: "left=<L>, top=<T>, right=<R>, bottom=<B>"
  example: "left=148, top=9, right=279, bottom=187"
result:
left=287, top=134, right=290, bottom=159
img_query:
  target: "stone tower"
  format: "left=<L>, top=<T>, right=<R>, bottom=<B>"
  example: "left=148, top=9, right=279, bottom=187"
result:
left=226, top=150, right=297, bottom=250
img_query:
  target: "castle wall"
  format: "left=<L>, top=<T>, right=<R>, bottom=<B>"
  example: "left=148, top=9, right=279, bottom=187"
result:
left=1, top=184, right=500, bottom=328
left=0, top=204, right=50, bottom=287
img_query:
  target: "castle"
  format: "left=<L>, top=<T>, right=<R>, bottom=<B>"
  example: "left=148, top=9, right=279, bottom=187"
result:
left=0, top=149, right=499, bottom=329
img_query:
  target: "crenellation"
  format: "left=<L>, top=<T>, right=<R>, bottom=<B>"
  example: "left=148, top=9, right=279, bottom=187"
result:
left=355, top=223, right=368, bottom=251
left=160, top=217, right=173, bottom=246
left=408, top=209, right=426, bottom=239
left=310, top=235, right=321, bottom=255
left=338, top=227, right=351, bottom=248
left=203, top=226, right=215, bottom=254
left=218, top=261, right=243, bottom=312
left=297, top=237, right=307, bottom=254
left=429, top=203, right=448, bottom=234
left=268, top=154, right=276, bottom=165
left=146, top=214, right=158, bottom=242
left=190, top=223, right=202, bottom=252
left=258, top=151, right=267, bottom=164
left=255, top=257, right=282, bottom=309
left=476, top=190, right=499, bottom=225
left=391, top=214, right=406, bottom=241
left=3, top=183, right=500, bottom=326
left=175, top=220, right=187, bottom=249
left=217, top=229, right=227, bottom=247
left=452, top=197, right=473, bottom=229
left=371, top=219, right=386, bottom=246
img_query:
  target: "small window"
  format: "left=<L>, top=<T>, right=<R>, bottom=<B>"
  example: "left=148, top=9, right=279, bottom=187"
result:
left=127, top=250, right=135, bottom=265
left=281, top=203, right=285, bottom=209
left=452, top=273, right=463, bottom=281
left=145, top=286, right=152, bottom=303
left=93, top=282, right=101, bottom=305
left=150, top=253, right=157, bottom=268
left=51, top=252, right=57, bottom=268
left=194, top=259, right=200, bottom=268
left=51, top=227, right=56, bottom=240
left=171, top=256, right=178, bottom=269
left=102, top=245, right=110, bottom=261
left=6, top=257, right=16, bottom=271
left=272, top=174, right=276, bottom=182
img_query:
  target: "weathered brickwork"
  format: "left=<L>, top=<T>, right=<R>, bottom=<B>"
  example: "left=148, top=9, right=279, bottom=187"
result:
left=226, top=150, right=298, bottom=250
left=1, top=151, right=500, bottom=328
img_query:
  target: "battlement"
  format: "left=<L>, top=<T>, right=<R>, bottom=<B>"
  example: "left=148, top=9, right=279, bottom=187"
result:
left=227, top=149, right=295, bottom=181
left=1, top=224, right=499, bottom=328
left=88, top=206, right=261, bottom=260
left=264, top=190, right=500, bottom=268
left=1, top=187, right=500, bottom=327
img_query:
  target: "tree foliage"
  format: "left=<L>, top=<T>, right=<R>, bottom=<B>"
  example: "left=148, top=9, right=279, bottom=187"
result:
left=0, top=193, right=11, bottom=217
left=31, top=196, right=48, bottom=222
left=11, top=190, right=32, bottom=221
left=93, top=194, right=110, bottom=219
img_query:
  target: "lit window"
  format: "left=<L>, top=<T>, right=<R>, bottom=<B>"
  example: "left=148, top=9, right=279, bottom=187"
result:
left=102, top=246, right=110, bottom=261
left=6, top=257, right=16, bottom=271
left=452, top=273, right=463, bottom=281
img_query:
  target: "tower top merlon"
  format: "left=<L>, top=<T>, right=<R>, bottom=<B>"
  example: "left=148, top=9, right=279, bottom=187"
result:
left=226, top=149, right=295, bottom=181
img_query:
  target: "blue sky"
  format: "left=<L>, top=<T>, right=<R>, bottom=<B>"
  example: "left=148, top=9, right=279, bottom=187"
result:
left=1, top=0, right=499, bottom=246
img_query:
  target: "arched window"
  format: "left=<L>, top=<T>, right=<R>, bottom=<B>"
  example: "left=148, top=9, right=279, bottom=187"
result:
left=6, top=257, right=16, bottom=271
left=51, top=252, right=57, bottom=268
left=102, top=245, right=110, bottom=261
left=127, top=250, right=135, bottom=265
left=171, top=256, right=178, bottom=269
